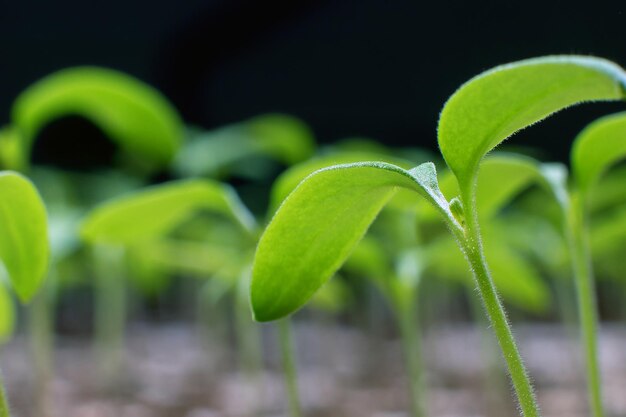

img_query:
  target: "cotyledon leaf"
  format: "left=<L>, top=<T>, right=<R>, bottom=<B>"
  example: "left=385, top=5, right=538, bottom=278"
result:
left=0, top=172, right=49, bottom=302
left=269, top=151, right=415, bottom=214
left=571, top=112, right=626, bottom=198
left=12, top=67, right=183, bottom=166
left=251, top=161, right=457, bottom=322
left=438, top=56, right=626, bottom=195
left=174, top=114, right=315, bottom=178
left=80, top=179, right=256, bottom=245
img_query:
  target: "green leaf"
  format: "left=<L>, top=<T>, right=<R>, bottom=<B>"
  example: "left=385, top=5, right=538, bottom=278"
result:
left=80, top=179, right=256, bottom=245
left=0, top=126, right=26, bottom=171
left=438, top=56, right=626, bottom=194
left=174, top=114, right=315, bottom=178
left=0, top=172, right=49, bottom=302
left=269, top=152, right=415, bottom=214
left=12, top=67, right=183, bottom=167
left=251, top=161, right=457, bottom=322
left=572, top=112, right=626, bottom=197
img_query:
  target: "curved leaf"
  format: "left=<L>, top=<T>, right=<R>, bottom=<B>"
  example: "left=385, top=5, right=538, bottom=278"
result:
left=270, top=152, right=415, bottom=214
left=12, top=67, right=183, bottom=167
left=438, top=56, right=626, bottom=194
left=174, top=114, right=314, bottom=178
left=251, top=161, right=456, bottom=322
left=572, top=112, right=626, bottom=197
left=0, top=172, right=49, bottom=302
left=80, top=179, right=256, bottom=245
left=0, top=126, right=26, bottom=171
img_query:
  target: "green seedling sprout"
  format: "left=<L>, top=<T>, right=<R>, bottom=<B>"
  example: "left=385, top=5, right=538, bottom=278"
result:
left=85, top=150, right=397, bottom=417
left=173, top=114, right=315, bottom=179
left=8, top=67, right=183, bottom=172
left=280, top=154, right=554, bottom=417
left=0, top=172, right=49, bottom=416
left=80, top=179, right=256, bottom=385
left=251, top=55, right=626, bottom=417
left=3, top=65, right=185, bottom=399
left=564, top=111, right=626, bottom=417
left=483, top=115, right=626, bottom=417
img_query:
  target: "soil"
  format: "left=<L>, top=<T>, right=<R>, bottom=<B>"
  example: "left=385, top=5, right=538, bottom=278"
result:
left=2, top=322, right=625, bottom=417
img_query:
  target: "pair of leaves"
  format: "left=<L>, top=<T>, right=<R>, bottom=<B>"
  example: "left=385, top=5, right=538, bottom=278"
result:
left=81, top=179, right=256, bottom=245
left=252, top=55, right=626, bottom=322
left=12, top=67, right=183, bottom=168
left=174, top=114, right=315, bottom=178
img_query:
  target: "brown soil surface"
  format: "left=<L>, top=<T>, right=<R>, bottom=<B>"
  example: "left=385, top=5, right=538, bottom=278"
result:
left=2, top=323, right=625, bottom=417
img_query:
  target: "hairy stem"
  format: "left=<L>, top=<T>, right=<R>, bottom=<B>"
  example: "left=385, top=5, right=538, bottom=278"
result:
left=278, top=319, right=302, bottom=417
left=567, top=197, right=604, bottom=417
left=459, top=187, right=541, bottom=417
left=467, top=286, right=508, bottom=417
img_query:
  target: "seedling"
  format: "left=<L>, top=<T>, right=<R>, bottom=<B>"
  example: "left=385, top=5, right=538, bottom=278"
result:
left=0, top=172, right=49, bottom=416
left=79, top=178, right=255, bottom=385
left=9, top=66, right=183, bottom=172
left=250, top=56, right=626, bottom=417
left=173, top=113, right=315, bottom=180
left=1, top=65, right=185, bottom=400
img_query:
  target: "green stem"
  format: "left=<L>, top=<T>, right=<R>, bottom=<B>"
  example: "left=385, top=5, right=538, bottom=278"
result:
left=396, top=298, right=425, bottom=417
left=93, top=244, right=127, bottom=388
left=234, top=283, right=263, bottom=379
left=459, top=187, right=541, bottom=417
left=567, top=197, right=604, bottom=417
left=467, top=285, right=507, bottom=417
left=278, top=319, right=302, bottom=417
left=28, top=274, right=56, bottom=417
left=0, top=370, right=10, bottom=417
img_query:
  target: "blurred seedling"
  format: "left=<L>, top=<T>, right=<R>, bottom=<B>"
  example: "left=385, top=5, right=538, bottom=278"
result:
left=0, top=172, right=49, bottom=417
left=0, top=65, right=184, bottom=402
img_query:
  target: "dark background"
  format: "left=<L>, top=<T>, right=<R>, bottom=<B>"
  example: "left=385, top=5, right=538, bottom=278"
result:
left=2, top=0, right=626, bottom=164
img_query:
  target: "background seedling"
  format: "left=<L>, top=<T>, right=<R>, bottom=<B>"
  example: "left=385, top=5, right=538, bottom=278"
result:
left=0, top=172, right=49, bottom=417
left=0, top=65, right=185, bottom=401
left=81, top=179, right=256, bottom=384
